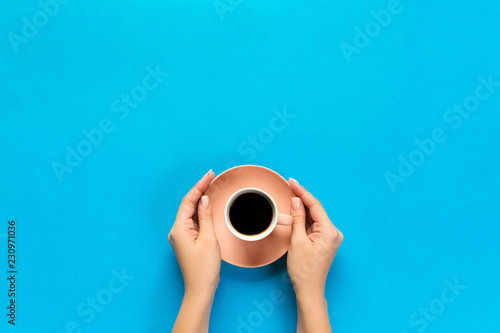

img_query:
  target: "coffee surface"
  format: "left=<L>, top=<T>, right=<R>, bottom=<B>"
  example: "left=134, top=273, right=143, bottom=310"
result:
left=229, top=193, right=273, bottom=235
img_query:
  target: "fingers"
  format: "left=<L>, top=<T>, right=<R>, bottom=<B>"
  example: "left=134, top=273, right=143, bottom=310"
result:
left=288, top=178, right=329, bottom=222
left=197, top=195, right=216, bottom=240
left=177, top=170, right=216, bottom=221
left=290, top=197, right=307, bottom=241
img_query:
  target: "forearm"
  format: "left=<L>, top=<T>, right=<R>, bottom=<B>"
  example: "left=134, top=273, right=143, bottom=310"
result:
left=296, top=293, right=332, bottom=333
left=172, top=290, right=215, bottom=333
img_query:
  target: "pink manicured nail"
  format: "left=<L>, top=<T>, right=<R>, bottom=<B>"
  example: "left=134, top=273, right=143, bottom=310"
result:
left=206, top=169, right=213, bottom=177
left=291, top=197, right=302, bottom=210
left=289, top=177, right=299, bottom=184
left=201, top=195, right=209, bottom=208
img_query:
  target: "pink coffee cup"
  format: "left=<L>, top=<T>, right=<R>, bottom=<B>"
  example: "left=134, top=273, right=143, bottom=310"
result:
left=224, top=187, right=293, bottom=242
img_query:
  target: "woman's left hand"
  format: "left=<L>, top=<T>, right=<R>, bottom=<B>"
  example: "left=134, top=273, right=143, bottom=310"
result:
left=168, top=170, right=221, bottom=298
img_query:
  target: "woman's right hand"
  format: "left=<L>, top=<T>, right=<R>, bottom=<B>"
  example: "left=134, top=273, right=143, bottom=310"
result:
left=287, top=178, right=343, bottom=332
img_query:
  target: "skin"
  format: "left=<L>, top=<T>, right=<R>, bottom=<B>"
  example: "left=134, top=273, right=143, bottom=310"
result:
left=287, top=178, right=343, bottom=333
left=168, top=171, right=343, bottom=333
left=168, top=170, right=219, bottom=333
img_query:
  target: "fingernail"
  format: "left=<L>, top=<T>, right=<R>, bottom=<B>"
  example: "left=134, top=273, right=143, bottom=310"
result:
left=201, top=195, right=209, bottom=208
left=206, top=169, right=213, bottom=177
left=292, top=197, right=302, bottom=210
left=289, top=177, right=299, bottom=184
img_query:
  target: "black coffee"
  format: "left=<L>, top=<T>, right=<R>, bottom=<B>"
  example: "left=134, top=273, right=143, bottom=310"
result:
left=229, top=193, right=273, bottom=235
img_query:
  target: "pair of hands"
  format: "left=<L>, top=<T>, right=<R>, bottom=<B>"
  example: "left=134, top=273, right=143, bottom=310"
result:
left=168, top=170, right=343, bottom=332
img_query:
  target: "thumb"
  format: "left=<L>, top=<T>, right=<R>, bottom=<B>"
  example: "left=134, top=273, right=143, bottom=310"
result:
left=290, top=197, right=307, bottom=241
left=198, top=195, right=216, bottom=239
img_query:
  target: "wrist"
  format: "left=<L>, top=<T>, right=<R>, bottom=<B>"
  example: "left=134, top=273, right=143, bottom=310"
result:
left=184, top=276, right=219, bottom=300
left=294, top=286, right=325, bottom=303
left=184, top=287, right=216, bottom=304
left=295, top=293, right=331, bottom=333
left=180, top=289, right=216, bottom=322
left=173, top=286, right=216, bottom=333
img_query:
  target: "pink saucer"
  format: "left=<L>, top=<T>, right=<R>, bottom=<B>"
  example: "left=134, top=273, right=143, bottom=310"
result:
left=204, top=165, right=294, bottom=268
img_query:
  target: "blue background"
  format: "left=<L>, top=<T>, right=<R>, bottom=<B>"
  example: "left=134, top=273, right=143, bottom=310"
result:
left=1, top=0, right=499, bottom=332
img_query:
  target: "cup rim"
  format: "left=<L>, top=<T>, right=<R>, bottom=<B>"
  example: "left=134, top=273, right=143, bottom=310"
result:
left=224, top=188, right=278, bottom=242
